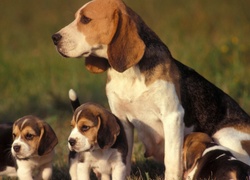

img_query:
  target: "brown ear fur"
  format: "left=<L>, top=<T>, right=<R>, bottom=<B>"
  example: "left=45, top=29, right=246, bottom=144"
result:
left=85, top=56, right=110, bottom=73
left=184, top=141, right=206, bottom=171
left=183, top=133, right=212, bottom=172
left=38, top=122, right=58, bottom=156
left=108, top=8, right=145, bottom=72
left=97, top=113, right=120, bottom=149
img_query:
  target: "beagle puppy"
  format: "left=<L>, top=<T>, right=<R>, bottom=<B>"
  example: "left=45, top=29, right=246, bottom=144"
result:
left=68, top=89, right=128, bottom=180
left=183, top=132, right=250, bottom=180
left=52, top=0, right=250, bottom=179
left=12, top=115, right=58, bottom=180
left=0, top=123, right=16, bottom=177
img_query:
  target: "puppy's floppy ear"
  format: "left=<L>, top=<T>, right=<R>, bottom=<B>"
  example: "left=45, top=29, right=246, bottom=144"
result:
left=183, top=141, right=205, bottom=172
left=97, top=113, right=120, bottom=149
left=183, top=133, right=211, bottom=172
left=38, top=122, right=58, bottom=156
left=107, top=8, right=145, bottom=72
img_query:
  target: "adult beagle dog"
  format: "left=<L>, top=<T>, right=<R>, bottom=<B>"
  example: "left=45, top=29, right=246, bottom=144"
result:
left=0, top=123, right=16, bottom=177
left=68, top=89, right=128, bottom=180
left=183, top=132, right=250, bottom=180
left=52, top=0, right=250, bottom=179
left=12, top=115, right=58, bottom=180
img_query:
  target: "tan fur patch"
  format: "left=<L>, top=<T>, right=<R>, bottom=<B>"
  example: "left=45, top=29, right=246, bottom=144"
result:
left=228, top=170, right=237, bottom=180
left=76, top=0, right=120, bottom=46
left=234, top=124, right=250, bottom=134
left=77, top=117, right=100, bottom=146
left=241, top=140, right=250, bottom=156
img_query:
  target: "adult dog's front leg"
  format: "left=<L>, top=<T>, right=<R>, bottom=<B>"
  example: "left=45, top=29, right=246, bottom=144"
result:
left=163, top=110, right=184, bottom=180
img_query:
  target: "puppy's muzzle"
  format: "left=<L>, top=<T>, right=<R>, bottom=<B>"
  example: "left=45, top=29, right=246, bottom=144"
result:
left=68, top=138, right=76, bottom=147
left=13, top=145, right=21, bottom=153
left=52, top=33, right=62, bottom=46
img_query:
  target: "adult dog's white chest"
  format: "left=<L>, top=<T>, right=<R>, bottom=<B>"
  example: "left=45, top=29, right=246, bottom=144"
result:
left=106, top=66, right=183, bottom=160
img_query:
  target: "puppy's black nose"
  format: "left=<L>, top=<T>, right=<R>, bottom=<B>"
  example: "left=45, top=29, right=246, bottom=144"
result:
left=13, top=145, right=21, bottom=152
left=52, top=33, right=62, bottom=45
left=68, top=138, right=76, bottom=146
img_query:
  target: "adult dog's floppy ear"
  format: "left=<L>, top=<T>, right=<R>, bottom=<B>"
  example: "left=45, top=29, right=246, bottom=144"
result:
left=107, top=8, right=145, bottom=72
left=38, top=122, right=58, bottom=156
left=85, top=56, right=110, bottom=73
left=97, top=113, right=120, bottom=149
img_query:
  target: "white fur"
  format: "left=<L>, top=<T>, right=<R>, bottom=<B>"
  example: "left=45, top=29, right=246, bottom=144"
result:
left=69, top=89, right=77, bottom=101
left=186, top=164, right=197, bottom=180
left=213, top=127, right=250, bottom=165
left=106, top=66, right=184, bottom=179
left=71, top=149, right=126, bottom=180
left=12, top=136, right=33, bottom=159
left=0, top=166, right=17, bottom=177
left=202, top=145, right=230, bottom=157
left=68, top=127, right=92, bottom=152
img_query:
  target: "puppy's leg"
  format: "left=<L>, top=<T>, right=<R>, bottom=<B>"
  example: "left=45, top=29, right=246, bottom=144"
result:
left=69, top=151, right=79, bottom=180
left=77, top=162, right=91, bottom=180
left=213, top=127, right=250, bottom=165
left=38, top=163, right=52, bottom=180
left=100, top=174, right=110, bottom=180
left=16, top=161, right=33, bottom=180
left=112, top=163, right=126, bottom=180
left=163, top=110, right=184, bottom=180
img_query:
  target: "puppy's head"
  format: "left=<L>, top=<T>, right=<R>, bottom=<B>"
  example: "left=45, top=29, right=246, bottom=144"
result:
left=52, top=0, right=145, bottom=73
left=11, top=115, right=58, bottom=159
left=68, top=102, right=120, bottom=152
left=183, top=132, right=213, bottom=178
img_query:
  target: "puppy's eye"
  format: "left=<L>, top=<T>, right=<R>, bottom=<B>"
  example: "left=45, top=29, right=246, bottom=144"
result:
left=25, top=133, right=34, bottom=140
left=81, top=125, right=90, bottom=132
left=12, top=133, right=16, bottom=139
left=80, top=15, right=92, bottom=24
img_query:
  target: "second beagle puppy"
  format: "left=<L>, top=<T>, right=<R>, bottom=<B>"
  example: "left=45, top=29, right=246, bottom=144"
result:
left=68, top=89, right=128, bottom=180
left=183, top=132, right=250, bottom=180
left=12, top=115, right=58, bottom=180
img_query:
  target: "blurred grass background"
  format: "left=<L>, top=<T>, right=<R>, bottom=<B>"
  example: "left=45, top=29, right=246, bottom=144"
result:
left=0, top=0, right=249, bottom=179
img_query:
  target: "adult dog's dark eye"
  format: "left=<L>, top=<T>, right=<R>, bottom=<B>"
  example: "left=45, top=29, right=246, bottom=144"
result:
left=25, top=133, right=34, bottom=140
left=81, top=125, right=90, bottom=132
left=81, top=15, right=92, bottom=24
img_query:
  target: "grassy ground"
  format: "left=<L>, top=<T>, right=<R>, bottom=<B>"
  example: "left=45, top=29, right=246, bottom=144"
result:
left=1, top=0, right=250, bottom=179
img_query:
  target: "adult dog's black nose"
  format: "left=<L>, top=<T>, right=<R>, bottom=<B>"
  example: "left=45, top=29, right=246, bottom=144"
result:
left=68, top=138, right=76, bottom=147
left=52, top=33, right=62, bottom=45
left=13, top=145, right=21, bottom=152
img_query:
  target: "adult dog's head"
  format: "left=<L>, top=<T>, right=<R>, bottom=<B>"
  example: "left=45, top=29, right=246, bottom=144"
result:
left=11, top=115, right=58, bottom=160
left=52, top=0, right=146, bottom=73
left=68, top=102, right=120, bottom=152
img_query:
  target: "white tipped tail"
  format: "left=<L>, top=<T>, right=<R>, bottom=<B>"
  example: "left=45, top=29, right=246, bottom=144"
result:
left=69, top=89, right=80, bottom=111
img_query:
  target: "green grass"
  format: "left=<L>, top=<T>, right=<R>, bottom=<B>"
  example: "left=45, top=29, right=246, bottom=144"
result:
left=1, top=0, right=250, bottom=179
